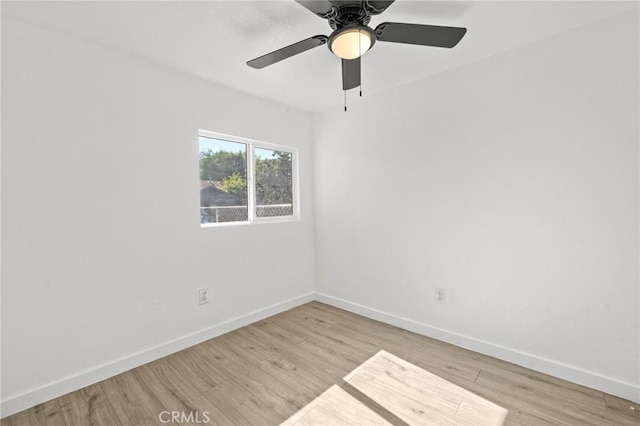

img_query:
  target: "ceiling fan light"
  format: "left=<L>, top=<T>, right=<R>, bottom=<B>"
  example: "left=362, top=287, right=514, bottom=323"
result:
left=329, top=26, right=374, bottom=60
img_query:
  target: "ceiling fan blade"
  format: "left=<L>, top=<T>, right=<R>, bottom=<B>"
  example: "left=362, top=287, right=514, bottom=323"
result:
left=342, top=57, right=361, bottom=90
left=295, top=0, right=336, bottom=18
left=247, top=35, right=328, bottom=69
left=375, top=22, right=467, bottom=48
left=364, top=0, right=395, bottom=14
left=329, top=0, right=361, bottom=6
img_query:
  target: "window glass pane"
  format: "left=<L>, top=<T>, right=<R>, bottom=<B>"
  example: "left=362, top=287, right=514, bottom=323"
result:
left=199, top=136, right=248, bottom=223
left=255, top=148, right=293, bottom=218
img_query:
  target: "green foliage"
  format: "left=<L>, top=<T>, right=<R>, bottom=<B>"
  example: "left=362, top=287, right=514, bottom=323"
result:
left=220, top=173, right=247, bottom=200
left=256, top=151, right=292, bottom=205
left=199, top=149, right=246, bottom=182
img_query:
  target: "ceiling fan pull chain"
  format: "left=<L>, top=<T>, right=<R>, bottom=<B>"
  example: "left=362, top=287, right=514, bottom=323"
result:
left=344, top=91, right=347, bottom=112
left=359, top=31, right=363, bottom=97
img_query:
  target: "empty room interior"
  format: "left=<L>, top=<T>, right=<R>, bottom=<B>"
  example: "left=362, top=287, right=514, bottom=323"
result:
left=1, top=1, right=639, bottom=425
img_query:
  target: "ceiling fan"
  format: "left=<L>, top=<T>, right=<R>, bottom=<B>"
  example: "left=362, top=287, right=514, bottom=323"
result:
left=247, top=0, right=467, bottom=94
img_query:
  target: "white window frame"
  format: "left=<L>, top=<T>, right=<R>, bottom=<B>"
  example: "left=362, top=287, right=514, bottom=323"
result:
left=199, top=129, right=300, bottom=227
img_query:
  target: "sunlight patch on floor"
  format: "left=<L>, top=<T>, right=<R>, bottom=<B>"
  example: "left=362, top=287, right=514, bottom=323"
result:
left=282, top=350, right=508, bottom=426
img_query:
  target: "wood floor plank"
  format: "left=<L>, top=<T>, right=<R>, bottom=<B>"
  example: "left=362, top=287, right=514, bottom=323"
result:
left=284, top=306, right=339, bottom=330
left=57, top=383, right=121, bottom=426
left=237, top=321, right=340, bottom=385
left=467, top=352, right=604, bottom=401
left=162, top=347, right=228, bottom=395
left=133, top=360, right=232, bottom=425
left=603, top=392, right=640, bottom=422
left=193, top=337, right=307, bottom=419
left=280, top=385, right=392, bottom=426
left=203, top=377, right=282, bottom=425
left=0, top=410, right=31, bottom=426
left=97, top=370, right=165, bottom=425
left=219, top=328, right=327, bottom=404
left=474, top=370, right=623, bottom=426
left=477, top=368, right=606, bottom=414
left=448, top=376, right=589, bottom=426
left=326, top=322, right=482, bottom=385
left=343, top=351, right=508, bottom=426
left=31, top=400, right=66, bottom=426
left=1, top=399, right=65, bottom=426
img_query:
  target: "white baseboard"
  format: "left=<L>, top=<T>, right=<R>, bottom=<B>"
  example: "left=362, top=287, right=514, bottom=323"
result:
left=3, top=290, right=637, bottom=418
left=315, top=292, right=640, bottom=404
left=0, top=292, right=315, bottom=418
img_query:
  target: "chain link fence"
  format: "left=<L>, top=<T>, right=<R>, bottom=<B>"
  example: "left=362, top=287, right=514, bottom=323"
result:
left=256, top=204, right=293, bottom=218
left=201, top=204, right=293, bottom=223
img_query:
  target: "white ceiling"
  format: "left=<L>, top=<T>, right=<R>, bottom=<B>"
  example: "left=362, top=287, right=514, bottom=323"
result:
left=3, top=1, right=637, bottom=112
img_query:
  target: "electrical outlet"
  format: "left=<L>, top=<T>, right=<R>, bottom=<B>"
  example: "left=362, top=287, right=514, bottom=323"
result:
left=199, top=288, right=209, bottom=305
left=435, top=288, right=446, bottom=304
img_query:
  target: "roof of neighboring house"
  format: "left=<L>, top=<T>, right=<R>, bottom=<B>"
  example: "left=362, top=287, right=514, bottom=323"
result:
left=200, top=184, right=243, bottom=207
left=200, top=180, right=217, bottom=189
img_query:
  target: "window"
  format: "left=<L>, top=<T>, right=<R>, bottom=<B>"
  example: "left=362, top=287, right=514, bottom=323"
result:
left=199, top=130, right=298, bottom=226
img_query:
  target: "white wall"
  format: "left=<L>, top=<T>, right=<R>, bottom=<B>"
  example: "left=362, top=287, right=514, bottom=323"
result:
left=2, top=4, right=638, bottom=416
left=314, top=11, right=639, bottom=402
left=1, top=17, right=315, bottom=415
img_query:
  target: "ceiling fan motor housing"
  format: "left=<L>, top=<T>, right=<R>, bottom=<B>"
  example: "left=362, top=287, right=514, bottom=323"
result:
left=328, top=5, right=371, bottom=29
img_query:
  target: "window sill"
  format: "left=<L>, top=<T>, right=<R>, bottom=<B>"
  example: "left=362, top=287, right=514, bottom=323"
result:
left=200, top=216, right=300, bottom=228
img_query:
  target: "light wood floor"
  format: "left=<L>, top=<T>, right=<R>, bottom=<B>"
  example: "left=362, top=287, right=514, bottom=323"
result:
left=2, top=302, right=638, bottom=425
